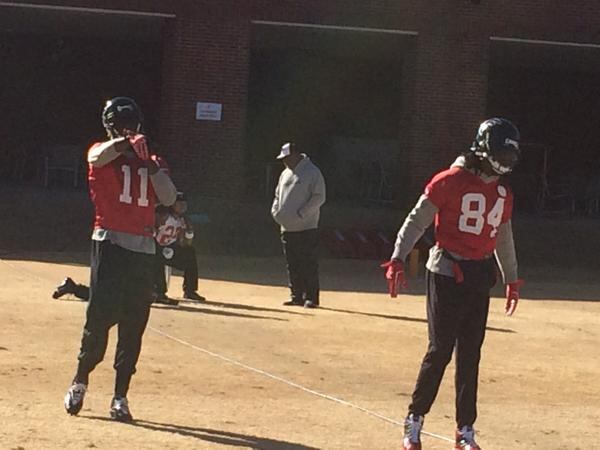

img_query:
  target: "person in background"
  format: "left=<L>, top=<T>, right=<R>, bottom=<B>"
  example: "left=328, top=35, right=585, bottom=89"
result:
left=154, top=191, right=205, bottom=304
left=271, top=141, right=326, bottom=309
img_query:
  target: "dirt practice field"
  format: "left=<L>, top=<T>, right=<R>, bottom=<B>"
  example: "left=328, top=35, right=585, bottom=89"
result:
left=0, top=253, right=598, bottom=449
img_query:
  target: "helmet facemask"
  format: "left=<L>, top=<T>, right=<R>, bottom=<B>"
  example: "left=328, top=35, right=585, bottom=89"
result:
left=471, top=118, right=521, bottom=175
left=480, top=140, right=520, bottom=175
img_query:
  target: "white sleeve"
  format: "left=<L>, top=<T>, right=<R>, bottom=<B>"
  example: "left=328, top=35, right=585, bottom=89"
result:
left=87, top=137, right=127, bottom=167
left=391, top=195, right=437, bottom=262
left=150, top=170, right=177, bottom=207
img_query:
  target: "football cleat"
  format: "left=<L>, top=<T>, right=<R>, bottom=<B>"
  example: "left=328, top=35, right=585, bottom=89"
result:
left=110, top=396, right=133, bottom=422
left=403, top=413, right=423, bottom=450
left=454, top=425, right=481, bottom=450
left=183, top=291, right=206, bottom=302
left=282, top=299, right=303, bottom=306
left=53, top=277, right=77, bottom=299
left=64, top=382, right=87, bottom=415
left=154, top=295, right=179, bottom=306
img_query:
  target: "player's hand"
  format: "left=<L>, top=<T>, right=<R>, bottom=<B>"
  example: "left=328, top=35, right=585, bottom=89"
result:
left=505, top=279, right=524, bottom=316
left=128, top=133, right=150, bottom=161
left=380, top=259, right=407, bottom=297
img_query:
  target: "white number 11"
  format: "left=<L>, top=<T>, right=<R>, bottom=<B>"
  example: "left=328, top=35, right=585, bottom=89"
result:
left=119, top=165, right=149, bottom=207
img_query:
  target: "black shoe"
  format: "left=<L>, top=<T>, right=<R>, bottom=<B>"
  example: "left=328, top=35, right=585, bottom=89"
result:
left=154, top=295, right=179, bottom=306
left=183, top=291, right=206, bottom=302
left=304, top=300, right=319, bottom=309
left=53, top=277, right=77, bottom=299
left=283, top=300, right=303, bottom=306
left=110, top=396, right=133, bottom=422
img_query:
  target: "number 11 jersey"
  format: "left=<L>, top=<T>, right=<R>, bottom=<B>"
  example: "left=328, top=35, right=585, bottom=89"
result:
left=88, top=143, right=157, bottom=237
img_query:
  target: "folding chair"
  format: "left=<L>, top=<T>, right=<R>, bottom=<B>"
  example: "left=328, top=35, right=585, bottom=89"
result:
left=43, top=144, right=82, bottom=188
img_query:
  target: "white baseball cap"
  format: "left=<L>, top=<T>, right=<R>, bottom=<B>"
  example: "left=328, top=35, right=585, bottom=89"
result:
left=276, top=142, right=293, bottom=160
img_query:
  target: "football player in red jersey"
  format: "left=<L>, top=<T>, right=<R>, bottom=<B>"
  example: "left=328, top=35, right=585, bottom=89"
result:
left=154, top=191, right=205, bottom=304
left=382, top=118, right=523, bottom=450
left=64, top=97, right=177, bottom=422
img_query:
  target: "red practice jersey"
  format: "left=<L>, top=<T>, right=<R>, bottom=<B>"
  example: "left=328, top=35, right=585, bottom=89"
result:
left=424, top=167, right=513, bottom=259
left=88, top=143, right=157, bottom=237
left=155, top=214, right=186, bottom=247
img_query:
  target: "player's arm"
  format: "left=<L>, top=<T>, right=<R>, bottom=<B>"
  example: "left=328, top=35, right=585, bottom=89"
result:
left=179, top=216, right=195, bottom=246
left=495, top=220, right=524, bottom=316
left=149, top=167, right=177, bottom=206
left=382, top=195, right=437, bottom=297
left=155, top=207, right=169, bottom=228
left=87, top=137, right=131, bottom=167
left=391, top=195, right=438, bottom=262
left=494, top=220, right=518, bottom=284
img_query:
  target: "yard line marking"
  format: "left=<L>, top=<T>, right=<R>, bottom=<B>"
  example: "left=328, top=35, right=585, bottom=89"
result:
left=149, top=326, right=454, bottom=443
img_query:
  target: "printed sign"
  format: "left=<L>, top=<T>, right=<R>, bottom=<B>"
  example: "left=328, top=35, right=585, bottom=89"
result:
left=195, top=102, right=222, bottom=121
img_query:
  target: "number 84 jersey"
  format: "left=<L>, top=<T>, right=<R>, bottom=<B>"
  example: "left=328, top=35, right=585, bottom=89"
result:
left=424, top=167, right=513, bottom=260
left=88, top=145, right=157, bottom=237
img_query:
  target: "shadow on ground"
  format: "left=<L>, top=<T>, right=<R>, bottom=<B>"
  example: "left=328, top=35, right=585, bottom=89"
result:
left=319, top=306, right=515, bottom=333
left=5, top=250, right=600, bottom=301
left=80, top=416, right=321, bottom=449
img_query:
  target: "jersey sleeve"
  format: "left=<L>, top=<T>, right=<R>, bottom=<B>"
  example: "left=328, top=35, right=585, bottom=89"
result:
left=424, top=169, right=455, bottom=209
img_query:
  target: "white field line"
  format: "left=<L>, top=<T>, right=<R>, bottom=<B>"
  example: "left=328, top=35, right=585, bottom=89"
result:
left=0, top=255, right=453, bottom=443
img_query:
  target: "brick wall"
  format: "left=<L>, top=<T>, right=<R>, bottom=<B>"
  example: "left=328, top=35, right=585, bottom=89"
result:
left=158, top=1, right=251, bottom=197
left=8, top=0, right=600, bottom=199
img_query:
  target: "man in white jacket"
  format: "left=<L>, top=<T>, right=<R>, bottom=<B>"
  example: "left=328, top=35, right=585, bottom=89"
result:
left=271, top=142, right=326, bottom=308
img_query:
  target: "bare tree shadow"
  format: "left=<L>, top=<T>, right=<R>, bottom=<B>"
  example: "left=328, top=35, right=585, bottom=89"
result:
left=318, top=306, right=515, bottom=333
left=80, top=416, right=321, bottom=449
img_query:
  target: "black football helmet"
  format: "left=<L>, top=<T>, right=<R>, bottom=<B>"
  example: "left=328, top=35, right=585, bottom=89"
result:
left=470, top=118, right=521, bottom=175
left=101, top=97, right=144, bottom=138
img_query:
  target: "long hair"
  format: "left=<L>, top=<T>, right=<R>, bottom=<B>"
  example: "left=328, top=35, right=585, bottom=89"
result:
left=462, top=151, right=483, bottom=172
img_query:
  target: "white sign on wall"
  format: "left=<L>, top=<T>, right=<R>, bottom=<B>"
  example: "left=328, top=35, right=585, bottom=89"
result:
left=195, top=102, right=222, bottom=121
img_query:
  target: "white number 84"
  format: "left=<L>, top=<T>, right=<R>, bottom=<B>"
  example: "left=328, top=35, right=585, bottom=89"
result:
left=458, top=193, right=505, bottom=237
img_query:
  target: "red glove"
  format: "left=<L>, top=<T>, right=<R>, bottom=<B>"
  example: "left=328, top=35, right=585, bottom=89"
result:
left=380, top=259, right=407, bottom=297
left=128, top=134, right=150, bottom=161
left=505, top=279, right=524, bottom=316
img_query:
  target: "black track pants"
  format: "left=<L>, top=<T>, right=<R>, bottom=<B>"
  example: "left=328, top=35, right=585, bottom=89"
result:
left=74, top=240, right=154, bottom=397
left=155, top=244, right=199, bottom=295
left=281, top=229, right=320, bottom=304
left=409, top=259, right=495, bottom=427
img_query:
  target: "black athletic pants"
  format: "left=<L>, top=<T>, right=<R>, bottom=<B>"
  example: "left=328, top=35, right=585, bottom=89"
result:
left=281, top=229, right=320, bottom=305
left=408, top=258, right=496, bottom=427
left=74, top=240, right=154, bottom=397
left=154, top=244, right=199, bottom=296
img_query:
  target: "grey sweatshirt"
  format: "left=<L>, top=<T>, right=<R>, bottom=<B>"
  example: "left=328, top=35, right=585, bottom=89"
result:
left=271, top=155, right=326, bottom=232
left=391, top=157, right=519, bottom=284
left=88, top=138, right=178, bottom=254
